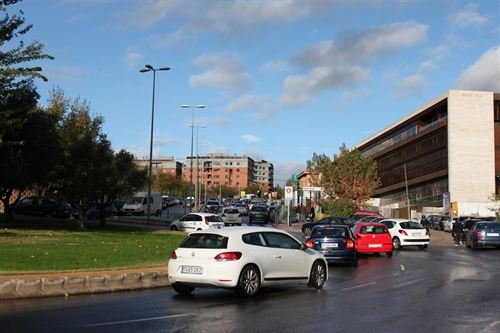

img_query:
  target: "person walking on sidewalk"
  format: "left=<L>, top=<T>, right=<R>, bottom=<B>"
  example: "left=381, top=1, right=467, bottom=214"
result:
left=452, top=220, right=463, bottom=246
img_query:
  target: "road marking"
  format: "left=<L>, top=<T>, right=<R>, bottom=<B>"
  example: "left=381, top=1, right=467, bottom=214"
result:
left=393, top=278, right=425, bottom=289
left=340, top=281, right=376, bottom=291
left=84, top=314, right=193, bottom=327
left=400, top=265, right=406, bottom=271
left=478, top=320, right=500, bottom=333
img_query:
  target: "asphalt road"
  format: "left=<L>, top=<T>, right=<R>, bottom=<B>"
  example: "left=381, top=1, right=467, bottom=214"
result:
left=1, top=241, right=500, bottom=333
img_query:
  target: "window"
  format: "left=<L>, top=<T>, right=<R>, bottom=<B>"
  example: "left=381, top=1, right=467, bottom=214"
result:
left=180, top=234, right=228, bottom=249
left=262, top=232, right=301, bottom=249
left=242, top=233, right=266, bottom=246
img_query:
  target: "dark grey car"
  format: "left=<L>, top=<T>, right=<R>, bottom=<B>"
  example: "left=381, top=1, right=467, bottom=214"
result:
left=249, top=205, right=269, bottom=224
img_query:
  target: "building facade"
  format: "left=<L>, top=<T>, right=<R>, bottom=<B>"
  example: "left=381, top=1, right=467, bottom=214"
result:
left=356, top=90, right=500, bottom=218
left=134, top=157, right=183, bottom=178
left=253, top=160, right=274, bottom=193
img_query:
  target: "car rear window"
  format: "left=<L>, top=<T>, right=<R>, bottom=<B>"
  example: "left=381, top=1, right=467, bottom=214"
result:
left=360, top=225, right=388, bottom=234
left=252, top=206, right=267, bottom=212
left=206, top=215, right=224, bottom=222
left=475, top=223, right=500, bottom=232
left=224, top=209, right=239, bottom=214
left=311, top=227, right=348, bottom=238
left=400, top=222, right=424, bottom=229
left=179, top=234, right=228, bottom=249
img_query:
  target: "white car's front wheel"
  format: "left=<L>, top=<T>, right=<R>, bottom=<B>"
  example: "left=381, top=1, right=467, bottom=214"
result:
left=235, top=265, right=260, bottom=297
left=308, top=260, right=326, bottom=289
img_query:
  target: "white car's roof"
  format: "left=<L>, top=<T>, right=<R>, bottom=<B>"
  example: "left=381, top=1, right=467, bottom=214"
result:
left=190, top=226, right=285, bottom=237
left=380, top=218, right=412, bottom=223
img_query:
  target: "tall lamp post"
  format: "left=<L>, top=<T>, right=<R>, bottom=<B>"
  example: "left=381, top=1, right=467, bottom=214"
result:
left=182, top=104, right=205, bottom=211
left=194, top=125, right=206, bottom=211
left=140, top=64, right=170, bottom=223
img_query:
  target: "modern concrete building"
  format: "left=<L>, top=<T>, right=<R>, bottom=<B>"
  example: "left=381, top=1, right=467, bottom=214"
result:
left=253, top=160, right=274, bottom=193
left=357, top=90, right=500, bottom=218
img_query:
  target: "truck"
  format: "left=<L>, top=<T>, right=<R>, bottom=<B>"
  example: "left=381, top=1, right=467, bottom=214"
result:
left=121, top=192, right=162, bottom=216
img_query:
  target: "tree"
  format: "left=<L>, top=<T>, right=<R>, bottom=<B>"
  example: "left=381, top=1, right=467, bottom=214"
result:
left=48, top=89, right=147, bottom=227
left=307, top=144, right=380, bottom=216
left=155, top=172, right=189, bottom=197
left=0, top=0, right=56, bottom=220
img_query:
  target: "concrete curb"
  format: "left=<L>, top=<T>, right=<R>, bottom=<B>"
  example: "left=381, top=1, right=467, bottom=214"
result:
left=0, top=270, right=170, bottom=300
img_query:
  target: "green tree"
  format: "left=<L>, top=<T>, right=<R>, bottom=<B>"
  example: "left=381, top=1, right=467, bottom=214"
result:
left=0, top=1, right=56, bottom=220
left=307, top=144, right=380, bottom=216
left=48, top=89, right=147, bottom=227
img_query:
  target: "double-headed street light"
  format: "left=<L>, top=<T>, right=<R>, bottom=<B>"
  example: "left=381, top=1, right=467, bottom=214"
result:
left=182, top=104, right=205, bottom=211
left=140, top=64, right=170, bottom=223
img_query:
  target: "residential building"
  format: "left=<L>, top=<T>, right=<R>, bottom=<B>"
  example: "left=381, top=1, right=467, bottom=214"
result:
left=356, top=90, right=500, bottom=218
left=183, top=154, right=275, bottom=195
left=134, top=157, right=182, bottom=178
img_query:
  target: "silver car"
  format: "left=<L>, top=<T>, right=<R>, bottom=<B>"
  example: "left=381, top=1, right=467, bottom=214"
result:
left=221, top=207, right=242, bottom=226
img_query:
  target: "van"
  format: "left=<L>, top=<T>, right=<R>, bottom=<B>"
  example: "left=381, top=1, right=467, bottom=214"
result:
left=121, top=192, right=162, bottom=216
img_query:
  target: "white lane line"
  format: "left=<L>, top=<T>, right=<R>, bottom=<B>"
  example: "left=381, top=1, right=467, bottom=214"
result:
left=340, top=281, right=376, bottom=291
left=400, top=265, right=406, bottom=271
left=393, top=278, right=425, bottom=289
left=478, top=320, right=500, bottom=333
left=85, top=314, right=193, bottom=327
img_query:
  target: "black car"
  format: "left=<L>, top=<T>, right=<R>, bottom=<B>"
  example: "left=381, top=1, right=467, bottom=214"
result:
left=305, top=225, right=358, bottom=267
left=248, top=205, right=269, bottom=224
left=14, top=197, right=76, bottom=218
left=465, top=221, right=500, bottom=249
left=302, top=216, right=348, bottom=236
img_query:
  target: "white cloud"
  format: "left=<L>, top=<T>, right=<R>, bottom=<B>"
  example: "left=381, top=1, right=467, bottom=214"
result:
left=241, top=134, right=261, bottom=143
left=261, top=60, right=290, bottom=72
left=281, top=22, right=428, bottom=106
left=448, top=3, right=487, bottom=27
left=455, top=46, right=500, bottom=91
left=273, top=161, right=306, bottom=186
left=189, top=53, right=250, bottom=91
left=395, top=74, right=425, bottom=98
left=124, top=51, right=143, bottom=69
left=124, top=0, right=333, bottom=34
left=226, top=94, right=277, bottom=115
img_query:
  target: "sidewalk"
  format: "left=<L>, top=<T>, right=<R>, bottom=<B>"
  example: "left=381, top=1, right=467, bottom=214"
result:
left=0, top=225, right=455, bottom=301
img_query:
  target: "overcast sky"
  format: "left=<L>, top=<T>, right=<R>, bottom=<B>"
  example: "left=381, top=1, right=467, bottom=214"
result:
left=18, top=0, right=500, bottom=185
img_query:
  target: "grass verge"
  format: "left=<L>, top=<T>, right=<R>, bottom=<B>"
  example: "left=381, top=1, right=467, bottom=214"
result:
left=0, top=215, right=186, bottom=274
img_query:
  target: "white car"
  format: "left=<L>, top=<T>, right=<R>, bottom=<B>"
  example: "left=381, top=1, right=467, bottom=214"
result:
left=220, top=207, right=242, bottom=226
left=170, top=213, right=224, bottom=233
left=168, top=227, right=328, bottom=297
left=380, top=219, right=430, bottom=250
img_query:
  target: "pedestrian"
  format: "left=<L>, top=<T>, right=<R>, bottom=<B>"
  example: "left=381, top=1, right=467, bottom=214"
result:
left=309, top=206, right=315, bottom=222
left=421, top=215, right=430, bottom=235
left=452, top=220, right=463, bottom=246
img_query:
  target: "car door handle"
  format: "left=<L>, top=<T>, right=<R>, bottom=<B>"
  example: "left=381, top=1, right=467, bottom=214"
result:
left=273, top=255, right=282, bottom=259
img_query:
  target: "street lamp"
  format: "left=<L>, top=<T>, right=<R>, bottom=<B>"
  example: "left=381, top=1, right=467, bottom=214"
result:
left=193, top=124, right=206, bottom=211
left=182, top=104, right=205, bottom=211
left=140, top=64, right=170, bottom=223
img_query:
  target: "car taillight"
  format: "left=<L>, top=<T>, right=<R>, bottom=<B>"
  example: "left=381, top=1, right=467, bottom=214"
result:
left=399, top=229, right=408, bottom=236
left=204, top=217, right=209, bottom=225
left=170, top=251, right=177, bottom=259
left=476, top=231, right=485, bottom=237
left=346, top=239, right=355, bottom=249
left=305, top=239, right=314, bottom=248
left=214, top=252, right=242, bottom=261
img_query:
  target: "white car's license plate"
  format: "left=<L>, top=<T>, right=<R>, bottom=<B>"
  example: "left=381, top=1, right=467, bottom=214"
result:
left=487, top=232, right=499, bottom=236
left=322, top=243, right=338, bottom=249
left=368, top=244, right=382, bottom=248
left=181, top=265, right=203, bottom=274
left=412, top=233, right=421, bottom=236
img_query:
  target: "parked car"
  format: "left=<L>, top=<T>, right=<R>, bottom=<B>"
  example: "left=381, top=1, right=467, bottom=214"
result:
left=170, top=213, right=225, bottom=233
left=351, top=222, right=393, bottom=257
left=305, top=225, right=358, bottom=267
left=380, top=219, right=430, bottom=250
left=14, top=197, right=76, bottom=218
left=121, top=192, right=162, bottom=216
left=302, top=216, right=348, bottom=236
left=465, top=221, right=500, bottom=249
left=248, top=205, right=269, bottom=224
left=234, top=203, right=248, bottom=216
left=168, top=227, right=328, bottom=296
left=220, top=207, right=242, bottom=226
left=85, top=200, right=124, bottom=219
left=345, top=210, right=384, bottom=226
left=426, top=215, right=444, bottom=231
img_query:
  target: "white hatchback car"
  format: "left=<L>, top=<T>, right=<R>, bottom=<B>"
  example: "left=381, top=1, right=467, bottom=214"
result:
left=170, top=213, right=224, bottom=233
left=220, top=207, right=242, bottom=226
left=168, top=227, right=328, bottom=297
left=380, top=219, right=430, bottom=250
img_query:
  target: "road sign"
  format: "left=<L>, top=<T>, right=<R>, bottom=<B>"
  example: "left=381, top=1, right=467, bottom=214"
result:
left=285, top=186, right=293, bottom=200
